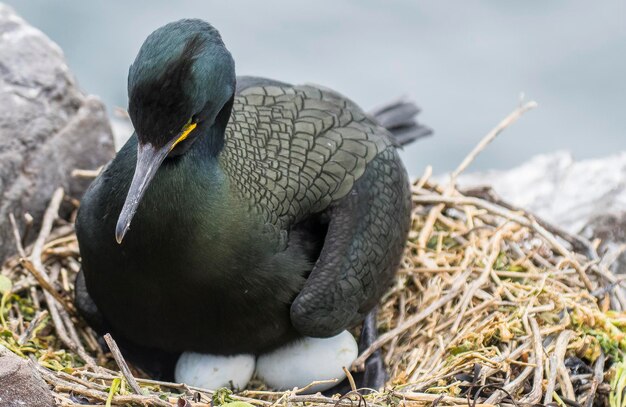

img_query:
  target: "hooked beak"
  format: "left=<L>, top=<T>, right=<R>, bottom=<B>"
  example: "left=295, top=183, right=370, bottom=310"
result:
left=115, top=140, right=170, bottom=244
left=115, top=123, right=197, bottom=244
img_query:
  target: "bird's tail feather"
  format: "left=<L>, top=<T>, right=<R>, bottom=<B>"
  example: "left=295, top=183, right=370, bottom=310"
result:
left=369, top=99, right=432, bottom=146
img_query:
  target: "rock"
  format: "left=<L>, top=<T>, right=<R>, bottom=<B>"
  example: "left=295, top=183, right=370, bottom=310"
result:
left=0, top=345, right=55, bottom=407
left=456, top=151, right=626, bottom=233
left=0, top=4, right=115, bottom=262
left=256, top=330, right=359, bottom=393
left=175, top=352, right=255, bottom=390
left=456, top=151, right=626, bottom=272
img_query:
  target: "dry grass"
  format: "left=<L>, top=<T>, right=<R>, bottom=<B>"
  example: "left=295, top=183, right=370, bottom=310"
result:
left=1, top=102, right=626, bottom=406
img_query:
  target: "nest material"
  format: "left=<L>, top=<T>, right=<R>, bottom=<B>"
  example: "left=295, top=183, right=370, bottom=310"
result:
left=1, top=102, right=626, bottom=406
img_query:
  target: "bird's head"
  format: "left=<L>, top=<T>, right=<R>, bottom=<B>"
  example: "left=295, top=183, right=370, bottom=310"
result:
left=116, top=19, right=235, bottom=244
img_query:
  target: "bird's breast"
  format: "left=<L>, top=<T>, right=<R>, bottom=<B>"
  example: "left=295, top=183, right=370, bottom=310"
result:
left=77, top=153, right=308, bottom=353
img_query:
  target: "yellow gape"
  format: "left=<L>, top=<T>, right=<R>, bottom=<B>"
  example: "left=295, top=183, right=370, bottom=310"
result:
left=170, top=121, right=197, bottom=151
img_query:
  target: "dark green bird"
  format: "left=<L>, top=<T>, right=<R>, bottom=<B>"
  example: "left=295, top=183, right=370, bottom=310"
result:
left=75, top=19, right=429, bottom=384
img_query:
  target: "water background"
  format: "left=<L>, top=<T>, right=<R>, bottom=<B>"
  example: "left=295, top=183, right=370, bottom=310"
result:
left=8, top=0, right=626, bottom=176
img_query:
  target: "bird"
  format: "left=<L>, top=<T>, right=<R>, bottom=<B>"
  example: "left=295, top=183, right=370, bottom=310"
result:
left=74, top=19, right=430, bottom=389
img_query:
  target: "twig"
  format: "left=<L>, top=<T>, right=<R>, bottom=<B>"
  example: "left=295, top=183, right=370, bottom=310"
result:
left=64, top=314, right=96, bottom=367
left=584, top=352, right=605, bottom=407
left=485, top=365, right=533, bottom=404
left=342, top=366, right=357, bottom=393
left=17, top=309, right=48, bottom=345
left=50, top=384, right=170, bottom=407
left=352, top=275, right=467, bottom=369
left=400, top=391, right=496, bottom=406
left=30, top=187, right=65, bottom=275
left=292, top=378, right=339, bottom=394
left=9, top=213, right=26, bottom=258
left=413, top=195, right=536, bottom=228
left=385, top=292, right=406, bottom=365
left=544, top=330, right=572, bottom=404
left=450, top=101, right=537, bottom=180
left=103, top=333, right=143, bottom=395
left=413, top=165, right=433, bottom=191
left=71, top=168, right=102, bottom=178
left=521, top=318, right=543, bottom=404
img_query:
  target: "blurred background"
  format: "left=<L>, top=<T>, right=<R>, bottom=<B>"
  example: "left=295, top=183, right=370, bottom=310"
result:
left=8, top=0, right=625, bottom=176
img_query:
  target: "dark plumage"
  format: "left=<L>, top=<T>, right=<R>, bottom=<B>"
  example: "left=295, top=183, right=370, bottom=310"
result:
left=75, top=19, right=429, bottom=379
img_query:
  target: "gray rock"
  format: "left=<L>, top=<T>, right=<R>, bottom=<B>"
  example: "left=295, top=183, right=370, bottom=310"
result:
left=0, top=4, right=115, bottom=261
left=0, top=345, right=55, bottom=407
left=456, top=151, right=626, bottom=233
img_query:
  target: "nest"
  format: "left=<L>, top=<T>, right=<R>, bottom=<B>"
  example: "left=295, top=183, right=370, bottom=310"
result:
left=1, top=102, right=625, bottom=406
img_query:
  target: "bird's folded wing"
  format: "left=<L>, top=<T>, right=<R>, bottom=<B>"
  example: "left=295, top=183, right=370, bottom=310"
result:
left=289, top=145, right=411, bottom=337
left=221, top=84, right=392, bottom=230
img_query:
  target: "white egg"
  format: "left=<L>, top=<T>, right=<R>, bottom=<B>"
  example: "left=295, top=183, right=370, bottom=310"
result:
left=256, top=330, right=358, bottom=393
left=175, top=352, right=255, bottom=390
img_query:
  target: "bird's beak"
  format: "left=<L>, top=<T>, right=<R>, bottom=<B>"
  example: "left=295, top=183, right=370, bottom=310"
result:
left=115, top=139, right=172, bottom=244
left=116, top=122, right=197, bottom=244
left=115, top=143, right=173, bottom=244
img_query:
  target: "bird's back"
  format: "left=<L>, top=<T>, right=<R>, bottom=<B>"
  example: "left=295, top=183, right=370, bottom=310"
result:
left=220, top=83, right=396, bottom=235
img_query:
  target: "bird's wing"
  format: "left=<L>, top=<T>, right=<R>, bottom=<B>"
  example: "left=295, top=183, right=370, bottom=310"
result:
left=290, top=145, right=410, bottom=337
left=220, top=84, right=393, bottom=230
